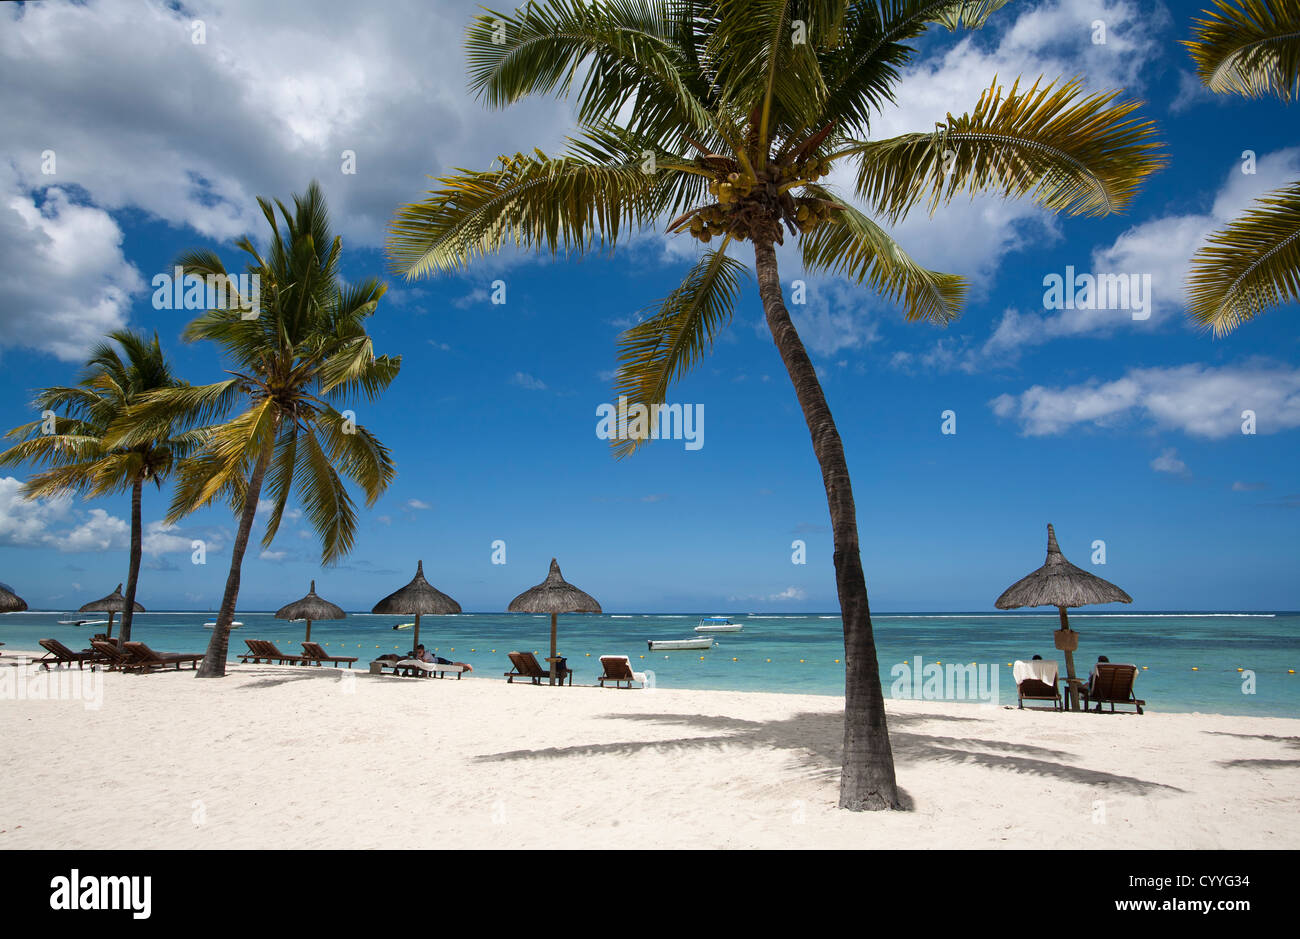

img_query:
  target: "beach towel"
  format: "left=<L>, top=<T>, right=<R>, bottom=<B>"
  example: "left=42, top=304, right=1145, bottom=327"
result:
left=1013, top=659, right=1059, bottom=685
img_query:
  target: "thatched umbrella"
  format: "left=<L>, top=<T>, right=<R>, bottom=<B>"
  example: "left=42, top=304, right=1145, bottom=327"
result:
left=275, top=580, right=346, bottom=642
left=507, top=558, right=601, bottom=685
left=78, top=583, right=145, bottom=639
left=371, top=560, right=461, bottom=650
left=0, top=581, right=27, bottom=613
left=995, top=524, right=1132, bottom=710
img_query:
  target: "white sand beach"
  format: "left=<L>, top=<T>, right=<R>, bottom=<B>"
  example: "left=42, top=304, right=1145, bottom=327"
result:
left=1, top=653, right=1296, bottom=850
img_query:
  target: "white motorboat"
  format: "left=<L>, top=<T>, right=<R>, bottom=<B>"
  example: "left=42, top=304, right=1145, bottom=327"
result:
left=204, top=621, right=243, bottom=628
left=647, top=637, right=714, bottom=651
left=58, top=619, right=108, bottom=627
left=694, top=616, right=742, bottom=633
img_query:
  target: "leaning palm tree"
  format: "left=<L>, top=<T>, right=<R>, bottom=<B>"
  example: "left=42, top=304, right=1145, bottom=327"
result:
left=387, top=0, right=1164, bottom=810
left=1184, top=0, right=1300, bottom=333
left=109, top=182, right=402, bottom=677
left=0, top=330, right=197, bottom=643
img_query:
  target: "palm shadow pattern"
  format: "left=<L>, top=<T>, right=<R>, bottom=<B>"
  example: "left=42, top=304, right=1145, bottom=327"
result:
left=473, top=708, right=1182, bottom=796
left=1205, top=731, right=1300, bottom=769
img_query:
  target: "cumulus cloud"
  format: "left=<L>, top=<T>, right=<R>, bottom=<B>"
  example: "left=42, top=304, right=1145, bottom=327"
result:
left=0, top=164, right=144, bottom=360
left=990, top=363, right=1300, bottom=437
left=1089, top=147, right=1300, bottom=321
left=0, top=0, right=574, bottom=359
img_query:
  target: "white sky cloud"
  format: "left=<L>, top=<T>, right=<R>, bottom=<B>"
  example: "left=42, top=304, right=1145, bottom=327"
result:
left=991, top=363, right=1300, bottom=438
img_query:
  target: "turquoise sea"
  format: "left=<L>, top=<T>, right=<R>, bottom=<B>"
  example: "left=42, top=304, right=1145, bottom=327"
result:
left=2, top=610, right=1296, bottom=717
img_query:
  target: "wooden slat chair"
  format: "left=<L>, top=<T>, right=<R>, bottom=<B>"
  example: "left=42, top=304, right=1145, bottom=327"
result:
left=239, top=639, right=309, bottom=666
left=301, top=642, right=358, bottom=668
left=91, top=639, right=134, bottom=671
left=122, top=641, right=203, bottom=674
left=1082, top=664, right=1145, bottom=714
left=37, top=638, right=104, bottom=670
left=597, top=655, right=647, bottom=689
left=504, top=650, right=572, bottom=685
left=1012, top=660, right=1062, bottom=711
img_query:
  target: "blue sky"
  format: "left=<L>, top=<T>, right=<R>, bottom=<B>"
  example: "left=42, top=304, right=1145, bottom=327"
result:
left=1, top=0, right=1297, bottom=613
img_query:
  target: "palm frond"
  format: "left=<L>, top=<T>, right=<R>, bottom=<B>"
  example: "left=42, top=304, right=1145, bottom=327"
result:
left=295, top=427, right=357, bottom=565
left=613, top=242, right=748, bottom=458
left=467, top=0, right=725, bottom=149
left=847, top=76, right=1167, bottom=221
left=800, top=196, right=967, bottom=323
left=387, top=130, right=674, bottom=278
left=1185, top=0, right=1300, bottom=102
left=1186, top=180, right=1300, bottom=334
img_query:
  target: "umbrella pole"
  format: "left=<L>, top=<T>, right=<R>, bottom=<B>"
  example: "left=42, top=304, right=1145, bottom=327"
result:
left=413, top=614, right=420, bottom=653
left=305, top=619, right=312, bottom=643
left=550, top=613, right=557, bottom=686
left=106, top=611, right=115, bottom=640
left=1059, top=606, right=1078, bottom=711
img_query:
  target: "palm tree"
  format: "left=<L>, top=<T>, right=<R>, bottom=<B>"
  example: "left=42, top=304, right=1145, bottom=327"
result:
left=387, top=1, right=1163, bottom=810
left=0, top=330, right=197, bottom=643
left=1184, top=0, right=1300, bottom=333
left=110, top=182, right=402, bottom=677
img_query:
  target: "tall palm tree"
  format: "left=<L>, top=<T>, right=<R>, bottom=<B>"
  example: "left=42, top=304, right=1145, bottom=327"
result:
left=1184, top=0, right=1300, bottom=333
left=0, top=330, right=197, bottom=643
left=110, top=182, right=402, bottom=677
left=387, top=0, right=1164, bottom=810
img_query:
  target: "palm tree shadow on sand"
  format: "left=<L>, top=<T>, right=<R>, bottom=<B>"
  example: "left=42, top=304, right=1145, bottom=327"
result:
left=473, top=709, right=1183, bottom=801
left=1204, top=731, right=1300, bottom=769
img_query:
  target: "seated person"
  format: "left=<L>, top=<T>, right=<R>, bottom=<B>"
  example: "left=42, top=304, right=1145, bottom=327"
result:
left=1085, top=655, right=1110, bottom=696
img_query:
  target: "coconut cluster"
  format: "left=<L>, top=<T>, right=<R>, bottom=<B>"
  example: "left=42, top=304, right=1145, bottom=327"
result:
left=685, top=155, right=836, bottom=244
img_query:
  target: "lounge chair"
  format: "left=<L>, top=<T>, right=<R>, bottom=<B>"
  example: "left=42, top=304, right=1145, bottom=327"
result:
left=504, top=650, right=572, bottom=686
left=597, top=655, right=647, bottom=689
left=1081, top=663, right=1145, bottom=714
left=238, top=639, right=310, bottom=666
left=91, top=639, right=133, bottom=671
left=301, top=641, right=358, bottom=668
left=1012, top=659, right=1062, bottom=711
left=122, top=641, right=203, bottom=674
left=37, top=638, right=105, bottom=670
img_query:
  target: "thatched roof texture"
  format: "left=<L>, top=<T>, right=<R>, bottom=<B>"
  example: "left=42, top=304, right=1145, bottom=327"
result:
left=78, top=584, right=145, bottom=614
left=995, top=524, right=1133, bottom=610
left=507, top=559, right=601, bottom=614
left=275, top=580, right=346, bottom=622
left=371, top=561, right=461, bottom=615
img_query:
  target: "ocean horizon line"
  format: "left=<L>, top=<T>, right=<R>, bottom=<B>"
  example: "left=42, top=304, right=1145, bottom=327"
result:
left=9, top=609, right=1294, bottom=617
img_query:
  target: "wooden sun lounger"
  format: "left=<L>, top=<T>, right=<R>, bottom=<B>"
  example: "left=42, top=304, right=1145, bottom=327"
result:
left=1082, top=664, right=1145, bottom=714
left=238, top=639, right=310, bottom=666
left=597, top=655, right=647, bottom=688
left=91, top=639, right=133, bottom=671
left=1017, top=677, right=1063, bottom=711
left=122, top=641, right=203, bottom=674
left=301, top=641, right=357, bottom=668
left=37, top=638, right=105, bottom=670
left=504, top=650, right=572, bottom=685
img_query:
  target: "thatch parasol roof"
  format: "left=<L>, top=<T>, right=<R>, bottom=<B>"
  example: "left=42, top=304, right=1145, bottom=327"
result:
left=275, top=580, right=346, bottom=622
left=78, top=584, right=145, bottom=614
left=508, top=559, right=601, bottom=614
left=995, top=524, right=1132, bottom=610
left=0, top=581, right=27, bottom=613
left=371, top=561, right=461, bottom=615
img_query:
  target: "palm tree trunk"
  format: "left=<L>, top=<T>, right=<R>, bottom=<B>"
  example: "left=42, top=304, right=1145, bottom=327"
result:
left=196, top=437, right=275, bottom=678
left=118, top=477, right=144, bottom=644
left=752, top=239, right=901, bottom=811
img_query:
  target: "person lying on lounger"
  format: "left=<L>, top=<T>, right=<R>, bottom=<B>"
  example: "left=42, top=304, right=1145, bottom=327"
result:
left=414, top=644, right=473, bottom=672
